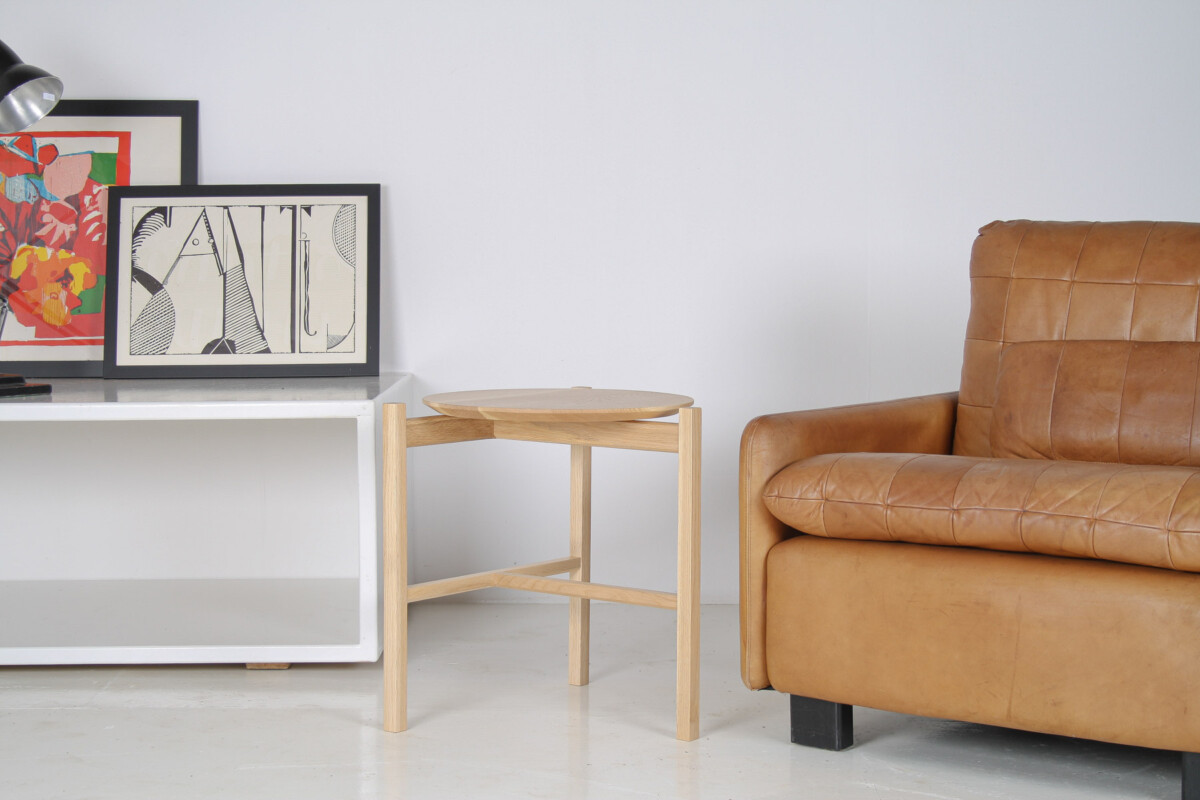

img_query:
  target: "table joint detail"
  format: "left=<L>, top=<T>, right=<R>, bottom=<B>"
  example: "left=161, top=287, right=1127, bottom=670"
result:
left=407, top=557, right=582, bottom=602
left=493, top=573, right=678, bottom=610
left=405, top=415, right=494, bottom=446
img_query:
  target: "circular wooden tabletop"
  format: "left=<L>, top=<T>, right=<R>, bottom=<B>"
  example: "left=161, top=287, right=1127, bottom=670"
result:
left=423, top=388, right=694, bottom=422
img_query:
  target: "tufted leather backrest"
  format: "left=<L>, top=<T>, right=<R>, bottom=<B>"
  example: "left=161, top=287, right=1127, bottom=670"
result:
left=954, top=220, right=1200, bottom=458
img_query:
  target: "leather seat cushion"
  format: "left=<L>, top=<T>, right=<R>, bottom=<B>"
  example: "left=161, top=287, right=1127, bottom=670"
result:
left=762, top=452, right=1200, bottom=572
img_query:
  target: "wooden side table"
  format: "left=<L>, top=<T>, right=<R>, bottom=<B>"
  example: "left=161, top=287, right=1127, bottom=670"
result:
left=381, top=388, right=702, bottom=740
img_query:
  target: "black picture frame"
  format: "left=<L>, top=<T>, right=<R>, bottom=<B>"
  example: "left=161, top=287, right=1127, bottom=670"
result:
left=0, top=100, right=199, bottom=377
left=52, top=100, right=199, bottom=185
left=103, top=183, right=381, bottom=379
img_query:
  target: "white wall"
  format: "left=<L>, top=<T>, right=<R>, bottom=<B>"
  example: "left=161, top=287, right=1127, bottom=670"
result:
left=8, top=1, right=1200, bottom=602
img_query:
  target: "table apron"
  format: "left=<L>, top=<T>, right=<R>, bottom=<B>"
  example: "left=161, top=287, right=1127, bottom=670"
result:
left=496, top=419, right=682, bottom=452
left=401, top=413, right=682, bottom=453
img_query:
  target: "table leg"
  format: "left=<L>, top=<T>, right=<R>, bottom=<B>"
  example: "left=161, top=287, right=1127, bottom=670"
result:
left=676, top=407, right=701, bottom=741
left=569, top=443, right=592, bottom=686
left=383, top=403, right=409, bottom=732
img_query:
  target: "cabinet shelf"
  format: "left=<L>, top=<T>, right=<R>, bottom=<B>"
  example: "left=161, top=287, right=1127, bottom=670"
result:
left=0, top=578, right=359, bottom=663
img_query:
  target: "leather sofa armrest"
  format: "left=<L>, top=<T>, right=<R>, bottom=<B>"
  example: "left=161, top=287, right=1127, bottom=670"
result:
left=739, top=391, right=959, bottom=690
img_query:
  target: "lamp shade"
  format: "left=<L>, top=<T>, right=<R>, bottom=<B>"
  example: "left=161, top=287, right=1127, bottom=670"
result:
left=0, top=39, right=62, bottom=133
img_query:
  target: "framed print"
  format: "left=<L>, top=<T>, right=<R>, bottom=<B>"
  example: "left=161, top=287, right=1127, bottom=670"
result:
left=0, top=99, right=198, bottom=377
left=104, top=184, right=380, bottom=379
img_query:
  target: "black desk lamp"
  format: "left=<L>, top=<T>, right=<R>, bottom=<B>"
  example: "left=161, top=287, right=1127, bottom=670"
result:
left=0, top=38, right=62, bottom=133
left=0, top=38, right=60, bottom=396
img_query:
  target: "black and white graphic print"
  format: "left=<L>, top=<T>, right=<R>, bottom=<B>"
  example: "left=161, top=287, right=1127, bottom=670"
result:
left=125, top=202, right=358, bottom=358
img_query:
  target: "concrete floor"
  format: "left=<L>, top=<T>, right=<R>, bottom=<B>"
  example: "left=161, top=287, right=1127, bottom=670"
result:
left=0, top=604, right=1180, bottom=799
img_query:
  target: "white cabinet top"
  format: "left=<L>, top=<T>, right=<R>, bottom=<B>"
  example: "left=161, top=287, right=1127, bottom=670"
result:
left=0, top=373, right=411, bottom=421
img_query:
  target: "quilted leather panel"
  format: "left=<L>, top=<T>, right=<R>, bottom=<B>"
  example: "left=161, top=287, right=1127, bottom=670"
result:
left=991, top=341, right=1200, bottom=465
left=954, top=220, right=1200, bottom=457
left=762, top=452, right=1200, bottom=572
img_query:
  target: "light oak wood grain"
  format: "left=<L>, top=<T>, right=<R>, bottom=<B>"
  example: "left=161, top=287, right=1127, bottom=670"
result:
left=406, top=415, right=494, bottom=447
left=382, top=403, right=408, bottom=733
left=676, top=406, right=702, bottom=741
left=492, top=573, right=677, bottom=609
left=569, top=443, right=592, bottom=686
left=425, top=387, right=693, bottom=422
left=493, top=420, right=680, bottom=452
left=407, top=558, right=580, bottom=602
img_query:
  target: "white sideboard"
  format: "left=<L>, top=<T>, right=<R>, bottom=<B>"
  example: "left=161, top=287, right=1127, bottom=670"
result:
left=0, top=373, right=411, bottom=665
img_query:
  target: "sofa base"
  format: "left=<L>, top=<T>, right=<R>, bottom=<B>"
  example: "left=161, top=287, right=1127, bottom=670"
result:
left=1185, top=753, right=1200, bottom=800
left=791, top=694, right=1199, bottom=800
left=790, top=695, right=853, bottom=750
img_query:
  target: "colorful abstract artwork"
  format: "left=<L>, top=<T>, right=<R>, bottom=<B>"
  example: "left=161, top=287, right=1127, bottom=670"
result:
left=104, top=184, right=380, bottom=378
left=0, top=100, right=197, bottom=376
left=0, top=131, right=121, bottom=353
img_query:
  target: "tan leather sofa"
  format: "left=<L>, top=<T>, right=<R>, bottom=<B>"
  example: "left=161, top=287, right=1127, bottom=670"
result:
left=740, top=220, right=1200, bottom=798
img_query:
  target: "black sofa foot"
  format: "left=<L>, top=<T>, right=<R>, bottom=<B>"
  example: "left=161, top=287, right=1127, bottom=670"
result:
left=1183, top=752, right=1200, bottom=800
left=790, top=694, right=853, bottom=751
